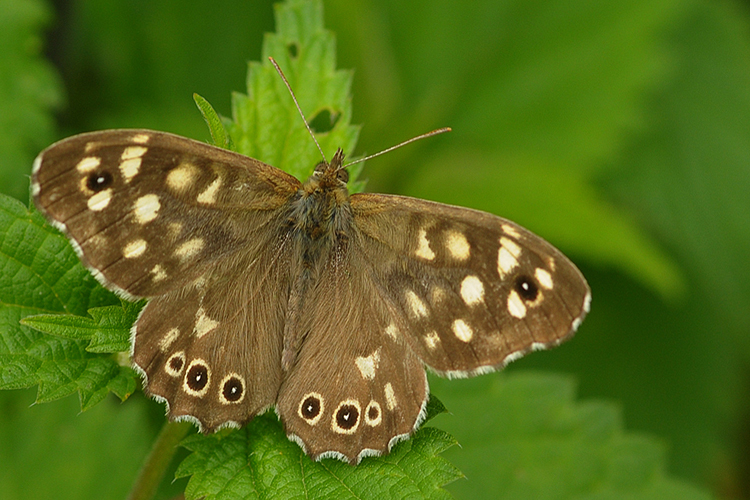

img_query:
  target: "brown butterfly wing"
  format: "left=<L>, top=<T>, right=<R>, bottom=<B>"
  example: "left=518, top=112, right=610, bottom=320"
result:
left=32, top=129, right=301, bottom=298
left=350, top=193, right=590, bottom=377
left=276, top=236, right=428, bottom=463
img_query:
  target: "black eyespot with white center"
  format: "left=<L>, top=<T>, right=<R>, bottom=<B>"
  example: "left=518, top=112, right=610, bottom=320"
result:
left=219, top=373, right=245, bottom=404
left=515, top=275, right=539, bottom=301
left=183, top=359, right=211, bottom=397
left=332, top=399, right=361, bottom=434
left=86, top=171, right=113, bottom=192
left=298, top=392, right=324, bottom=425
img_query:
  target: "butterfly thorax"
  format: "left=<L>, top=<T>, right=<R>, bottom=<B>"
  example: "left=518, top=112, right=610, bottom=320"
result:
left=291, top=148, right=352, bottom=248
left=282, top=149, right=353, bottom=371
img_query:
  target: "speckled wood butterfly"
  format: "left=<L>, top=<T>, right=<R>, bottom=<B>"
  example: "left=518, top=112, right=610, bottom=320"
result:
left=31, top=78, right=589, bottom=464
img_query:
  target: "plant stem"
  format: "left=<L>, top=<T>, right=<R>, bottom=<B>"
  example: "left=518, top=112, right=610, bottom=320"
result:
left=127, top=421, right=193, bottom=500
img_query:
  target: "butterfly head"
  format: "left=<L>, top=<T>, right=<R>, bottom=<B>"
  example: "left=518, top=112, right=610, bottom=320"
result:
left=306, top=148, right=349, bottom=192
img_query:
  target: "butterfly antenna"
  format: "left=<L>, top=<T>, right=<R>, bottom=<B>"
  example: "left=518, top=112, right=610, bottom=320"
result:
left=343, top=127, right=452, bottom=169
left=269, top=57, right=328, bottom=162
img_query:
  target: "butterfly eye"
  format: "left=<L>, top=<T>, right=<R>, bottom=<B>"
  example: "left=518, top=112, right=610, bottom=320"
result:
left=336, top=169, right=349, bottom=184
left=313, top=162, right=327, bottom=175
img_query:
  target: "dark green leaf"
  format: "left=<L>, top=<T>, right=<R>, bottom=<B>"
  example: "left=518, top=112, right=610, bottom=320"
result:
left=22, top=301, right=144, bottom=354
left=431, top=372, right=713, bottom=499
left=176, top=414, right=461, bottom=500
left=0, top=194, right=132, bottom=408
left=194, top=93, right=234, bottom=150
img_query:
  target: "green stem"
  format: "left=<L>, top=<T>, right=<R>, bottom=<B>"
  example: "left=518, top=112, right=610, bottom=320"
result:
left=127, top=421, right=193, bottom=500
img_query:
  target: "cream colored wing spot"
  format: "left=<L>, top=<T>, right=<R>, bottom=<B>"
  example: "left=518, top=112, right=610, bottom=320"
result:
left=331, top=399, right=362, bottom=435
left=175, top=238, right=204, bottom=261
left=384, top=383, right=397, bottom=411
left=150, top=264, right=167, bottom=282
left=497, top=237, right=522, bottom=277
left=164, top=351, right=186, bottom=377
left=133, top=194, right=161, bottom=224
left=183, top=358, right=211, bottom=397
left=119, top=158, right=142, bottom=182
left=76, top=156, right=101, bottom=174
left=424, top=331, right=440, bottom=350
left=452, top=319, right=474, bottom=342
left=446, top=230, right=470, bottom=261
left=405, top=290, right=429, bottom=319
left=166, top=162, right=199, bottom=193
left=430, top=285, right=448, bottom=305
left=194, top=307, right=219, bottom=338
left=364, top=400, right=383, bottom=427
left=122, top=238, right=147, bottom=259
left=535, top=268, right=554, bottom=290
left=355, top=348, right=381, bottom=381
left=546, top=256, right=557, bottom=272
left=131, top=133, right=150, bottom=144
left=507, top=290, right=527, bottom=319
left=167, top=221, right=184, bottom=240
left=218, top=373, right=246, bottom=405
left=197, top=175, right=222, bottom=204
left=385, top=323, right=399, bottom=340
left=158, top=327, right=180, bottom=352
left=501, top=224, right=521, bottom=238
left=460, top=275, right=485, bottom=306
left=119, top=146, right=147, bottom=182
left=87, top=188, right=112, bottom=211
left=415, top=227, right=435, bottom=260
left=299, top=392, right=325, bottom=425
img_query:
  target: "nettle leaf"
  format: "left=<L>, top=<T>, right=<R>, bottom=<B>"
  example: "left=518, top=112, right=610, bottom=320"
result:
left=228, top=0, right=361, bottom=188
left=0, top=194, right=135, bottom=409
left=22, top=300, right=143, bottom=354
left=193, top=93, right=234, bottom=150
left=176, top=401, right=460, bottom=500
left=430, top=373, right=714, bottom=499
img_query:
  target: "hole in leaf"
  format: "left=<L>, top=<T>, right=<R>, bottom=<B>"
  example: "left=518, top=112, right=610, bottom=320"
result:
left=308, top=109, right=339, bottom=134
left=287, top=43, right=298, bottom=58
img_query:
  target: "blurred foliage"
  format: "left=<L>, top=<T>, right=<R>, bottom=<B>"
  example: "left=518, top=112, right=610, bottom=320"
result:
left=0, top=0, right=749, bottom=498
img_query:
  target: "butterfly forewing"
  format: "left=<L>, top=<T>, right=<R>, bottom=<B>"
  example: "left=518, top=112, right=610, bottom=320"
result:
left=32, top=130, right=300, bottom=298
left=351, top=193, right=590, bottom=377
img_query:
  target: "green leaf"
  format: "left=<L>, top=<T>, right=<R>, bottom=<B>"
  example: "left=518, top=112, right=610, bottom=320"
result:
left=228, top=0, right=361, bottom=186
left=176, top=413, right=461, bottom=500
left=0, top=0, right=62, bottom=203
left=194, top=93, right=234, bottom=150
left=430, top=372, right=713, bottom=499
left=0, top=194, right=133, bottom=409
left=22, top=301, right=144, bottom=354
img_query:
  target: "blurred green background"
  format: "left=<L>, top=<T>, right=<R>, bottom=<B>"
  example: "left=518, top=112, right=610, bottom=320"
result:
left=2, top=0, right=750, bottom=498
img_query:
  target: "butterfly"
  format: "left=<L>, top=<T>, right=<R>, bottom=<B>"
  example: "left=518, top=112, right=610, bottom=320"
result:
left=31, top=94, right=589, bottom=465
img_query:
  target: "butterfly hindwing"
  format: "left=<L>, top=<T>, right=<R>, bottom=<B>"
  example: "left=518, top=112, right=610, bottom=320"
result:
left=351, top=193, right=590, bottom=376
left=133, top=227, right=295, bottom=431
left=32, top=129, right=301, bottom=298
left=276, top=240, right=428, bottom=463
